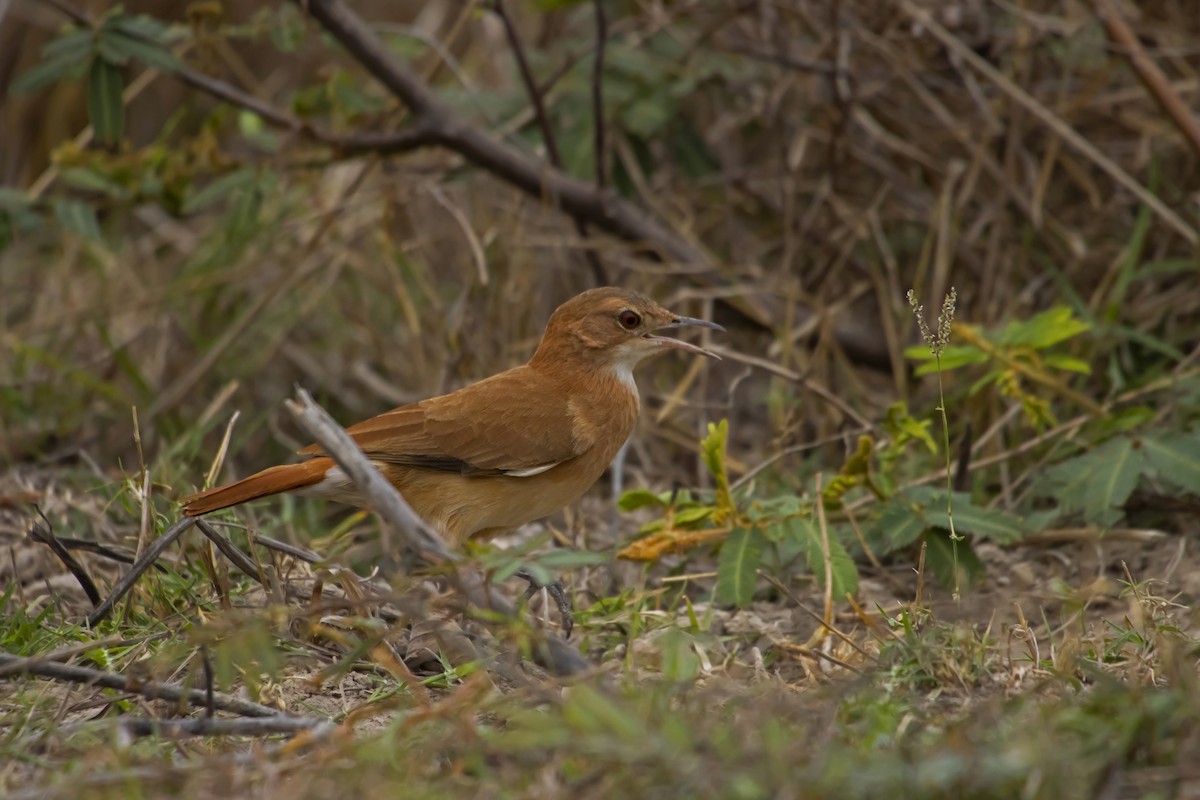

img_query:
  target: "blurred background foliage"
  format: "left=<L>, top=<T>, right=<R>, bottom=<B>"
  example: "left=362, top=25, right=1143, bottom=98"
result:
left=4, top=2, right=1200, bottom=797
left=1, top=0, right=1198, bottom=570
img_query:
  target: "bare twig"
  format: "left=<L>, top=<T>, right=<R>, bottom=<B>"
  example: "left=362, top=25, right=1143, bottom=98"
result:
left=707, top=344, right=874, bottom=430
left=87, top=517, right=197, bottom=626
left=1093, top=0, right=1200, bottom=160
left=894, top=0, right=1198, bottom=245
left=757, top=571, right=875, bottom=663
left=723, top=42, right=841, bottom=76
left=116, top=715, right=334, bottom=739
left=491, top=0, right=608, bottom=284
left=290, top=0, right=762, bottom=315
left=252, top=532, right=324, bottom=564
left=195, top=519, right=265, bottom=584
left=284, top=389, right=590, bottom=676
left=48, top=537, right=152, bottom=568
left=492, top=0, right=563, bottom=168
left=0, top=651, right=283, bottom=717
left=592, top=0, right=609, bottom=190
left=0, top=636, right=164, bottom=679
left=27, top=507, right=101, bottom=606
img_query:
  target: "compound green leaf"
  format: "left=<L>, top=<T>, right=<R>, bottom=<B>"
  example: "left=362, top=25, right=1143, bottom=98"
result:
left=715, top=527, right=763, bottom=608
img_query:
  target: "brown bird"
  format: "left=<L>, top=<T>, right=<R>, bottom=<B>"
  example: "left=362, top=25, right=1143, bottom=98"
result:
left=181, top=287, right=722, bottom=579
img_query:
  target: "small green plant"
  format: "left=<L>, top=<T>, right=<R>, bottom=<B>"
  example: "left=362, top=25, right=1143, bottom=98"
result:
left=907, top=287, right=962, bottom=600
left=1041, top=429, right=1200, bottom=526
left=903, top=303, right=1097, bottom=427
left=618, top=420, right=858, bottom=609
left=11, top=10, right=182, bottom=146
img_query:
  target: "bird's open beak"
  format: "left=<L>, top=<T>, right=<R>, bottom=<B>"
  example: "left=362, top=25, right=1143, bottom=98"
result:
left=644, top=316, right=725, bottom=359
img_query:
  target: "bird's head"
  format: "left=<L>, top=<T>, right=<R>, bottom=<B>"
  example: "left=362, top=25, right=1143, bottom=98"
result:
left=530, top=287, right=724, bottom=374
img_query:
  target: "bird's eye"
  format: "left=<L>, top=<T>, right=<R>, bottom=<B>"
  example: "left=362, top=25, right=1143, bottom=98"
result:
left=618, top=309, right=641, bottom=329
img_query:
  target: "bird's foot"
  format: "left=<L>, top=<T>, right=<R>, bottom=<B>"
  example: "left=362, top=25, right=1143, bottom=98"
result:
left=514, top=569, right=574, bottom=639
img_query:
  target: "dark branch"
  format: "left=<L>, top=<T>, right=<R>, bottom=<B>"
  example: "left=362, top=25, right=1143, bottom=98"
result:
left=117, top=714, right=334, bottom=739
left=285, top=389, right=590, bottom=676
left=289, top=0, right=750, bottom=294
left=87, top=516, right=197, bottom=626
left=492, top=0, right=563, bottom=169
left=0, top=651, right=283, bottom=718
left=490, top=0, right=608, bottom=284
left=592, top=0, right=609, bottom=190
left=196, top=519, right=265, bottom=584
left=40, top=0, right=773, bottom=323
left=27, top=507, right=101, bottom=606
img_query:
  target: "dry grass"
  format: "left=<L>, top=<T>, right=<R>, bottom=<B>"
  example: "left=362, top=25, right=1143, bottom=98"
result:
left=2, top=0, right=1200, bottom=797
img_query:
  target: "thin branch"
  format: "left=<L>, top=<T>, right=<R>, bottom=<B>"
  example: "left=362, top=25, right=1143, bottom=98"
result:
left=707, top=344, right=875, bottom=431
left=195, top=519, right=265, bottom=584
left=1093, top=0, right=1200, bottom=160
left=491, top=0, right=608, bottom=284
left=893, top=0, right=1198, bottom=245
left=116, top=715, right=334, bottom=739
left=291, top=0, right=765, bottom=317
left=592, top=0, right=609, bottom=190
left=27, top=507, right=101, bottom=606
left=52, top=535, right=144, bottom=567
left=0, top=651, right=283, bottom=718
left=493, top=0, right=563, bottom=168
left=87, top=516, right=197, bottom=626
left=252, top=532, right=323, bottom=564
left=722, top=42, right=841, bottom=76
left=284, top=388, right=591, bottom=677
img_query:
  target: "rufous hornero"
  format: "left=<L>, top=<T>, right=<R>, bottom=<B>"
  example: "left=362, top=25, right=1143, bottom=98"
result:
left=180, top=287, right=723, bottom=632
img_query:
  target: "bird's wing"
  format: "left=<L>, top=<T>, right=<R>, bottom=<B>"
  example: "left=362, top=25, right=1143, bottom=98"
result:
left=296, top=366, right=586, bottom=476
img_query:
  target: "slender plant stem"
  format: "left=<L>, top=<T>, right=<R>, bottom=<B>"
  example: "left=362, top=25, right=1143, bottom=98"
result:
left=935, top=356, right=961, bottom=603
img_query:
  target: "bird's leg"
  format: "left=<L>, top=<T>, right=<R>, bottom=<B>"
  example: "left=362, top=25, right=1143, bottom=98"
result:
left=514, top=568, right=574, bottom=638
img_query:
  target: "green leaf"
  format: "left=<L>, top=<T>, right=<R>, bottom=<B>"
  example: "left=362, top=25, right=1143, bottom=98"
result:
left=182, top=169, right=258, bottom=214
left=657, top=628, right=700, bottom=683
left=531, top=549, right=613, bottom=570
left=61, top=167, right=131, bottom=199
left=715, top=527, right=763, bottom=608
left=920, top=531, right=984, bottom=588
left=1082, top=437, right=1142, bottom=518
left=922, top=492, right=1024, bottom=544
left=269, top=6, right=307, bottom=52
left=882, top=402, right=937, bottom=454
left=873, top=497, right=927, bottom=552
left=1042, top=354, right=1092, bottom=374
left=1141, top=432, right=1200, bottom=495
left=617, top=488, right=668, bottom=512
left=0, top=188, right=36, bottom=212
left=1045, top=436, right=1144, bottom=525
left=10, top=49, right=90, bottom=94
left=103, top=30, right=182, bottom=72
left=87, top=58, right=125, bottom=144
left=94, top=31, right=130, bottom=65
left=700, top=419, right=735, bottom=518
left=967, top=368, right=1005, bottom=396
left=1112, top=325, right=1187, bottom=362
left=107, top=13, right=179, bottom=44
left=622, top=94, right=674, bottom=138
left=1023, top=507, right=1064, bottom=534
left=53, top=199, right=102, bottom=239
left=996, top=306, right=1090, bottom=349
left=673, top=506, right=715, bottom=527
left=904, top=345, right=989, bottom=373
left=786, top=518, right=858, bottom=598
left=43, top=29, right=95, bottom=60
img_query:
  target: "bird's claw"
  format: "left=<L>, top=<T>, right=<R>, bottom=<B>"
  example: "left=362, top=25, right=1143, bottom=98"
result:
left=515, top=569, right=574, bottom=638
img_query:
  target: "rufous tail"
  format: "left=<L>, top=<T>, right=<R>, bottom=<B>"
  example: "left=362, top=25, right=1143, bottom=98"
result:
left=180, top=458, right=334, bottom=516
